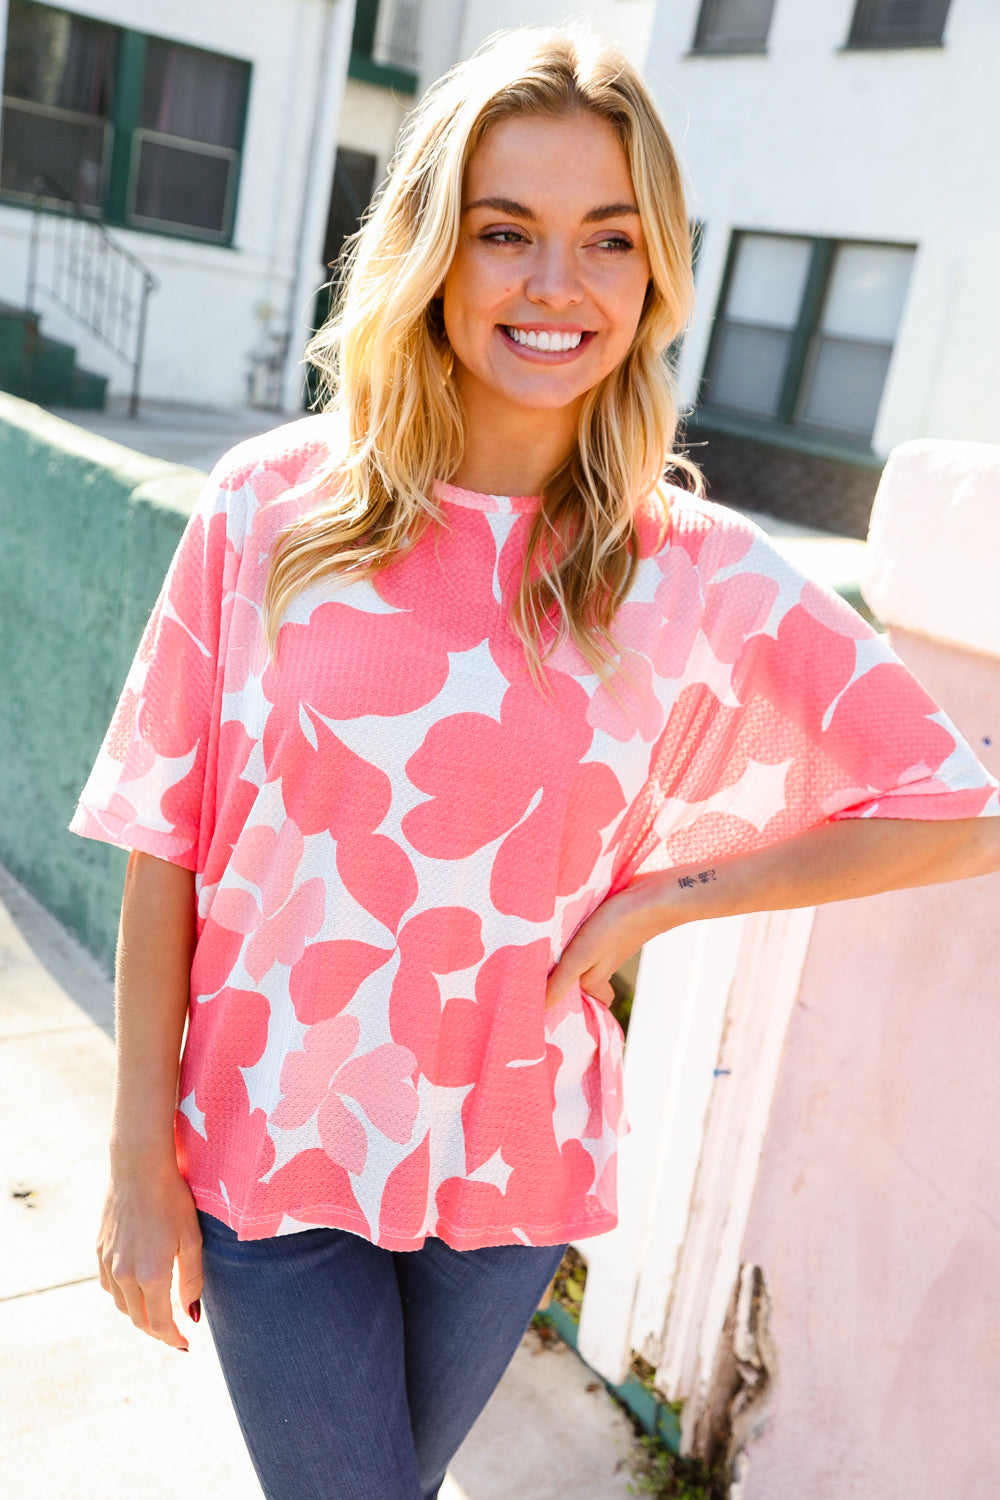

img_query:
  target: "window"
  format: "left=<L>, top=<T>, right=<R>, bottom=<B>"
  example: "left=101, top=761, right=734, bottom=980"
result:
left=349, top=0, right=418, bottom=93
left=703, top=232, right=915, bottom=444
left=131, top=40, right=248, bottom=237
left=796, top=245, right=913, bottom=437
left=1, top=1, right=250, bottom=242
left=691, top=0, right=777, bottom=53
left=847, top=0, right=950, bottom=47
left=706, top=235, right=812, bottom=417
left=1, top=0, right=117, bottom=210
left=373, top=0, right=421, bottom=71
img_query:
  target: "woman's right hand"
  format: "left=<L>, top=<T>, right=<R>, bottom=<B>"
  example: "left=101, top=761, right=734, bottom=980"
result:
left=102, top=851, right=201, bottom=1349
left=97, top=1161, right=204, bottom=1351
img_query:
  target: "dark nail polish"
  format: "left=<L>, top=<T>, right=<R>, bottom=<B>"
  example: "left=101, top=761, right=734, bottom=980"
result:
left=188, top=1299, right=201, bottom=1323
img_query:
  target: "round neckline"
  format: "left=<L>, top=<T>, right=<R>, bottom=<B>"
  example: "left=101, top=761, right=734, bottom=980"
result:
left=432, top=479, right=541, bottom=515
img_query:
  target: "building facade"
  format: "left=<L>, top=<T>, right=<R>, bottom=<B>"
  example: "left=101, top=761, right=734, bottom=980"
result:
left=2, top=0, right=995, bottom=479
left=0, top=0, right=354, bottom=410
left=644, top=0, right=1000, bottom=533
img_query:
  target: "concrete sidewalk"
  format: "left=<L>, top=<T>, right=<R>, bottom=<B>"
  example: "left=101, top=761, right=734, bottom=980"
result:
left=48, top=396, right=280, bottom=475
left=0, top=862, right=636, bottom=1500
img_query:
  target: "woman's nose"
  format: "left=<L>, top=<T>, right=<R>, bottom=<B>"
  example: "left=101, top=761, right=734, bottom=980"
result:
left=525, top=242, right=584, bottom=307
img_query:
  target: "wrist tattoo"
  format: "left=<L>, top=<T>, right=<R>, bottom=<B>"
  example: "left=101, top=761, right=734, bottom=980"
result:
left=677, top=868, right=716, bottom=889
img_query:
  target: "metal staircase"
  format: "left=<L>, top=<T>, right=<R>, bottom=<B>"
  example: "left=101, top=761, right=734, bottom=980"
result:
left=9, top=174, right=159, bottom=415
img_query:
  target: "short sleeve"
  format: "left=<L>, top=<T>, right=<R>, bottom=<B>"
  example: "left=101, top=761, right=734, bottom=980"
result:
left=620, top=503, right=999, bottom=880
left=70, top=472, right=232, bottom=869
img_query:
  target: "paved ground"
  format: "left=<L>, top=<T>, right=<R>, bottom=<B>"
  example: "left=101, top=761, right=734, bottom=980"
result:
left=0, top=863, right=637, bottom=1500
left=48, top=396, right=281, bottom=475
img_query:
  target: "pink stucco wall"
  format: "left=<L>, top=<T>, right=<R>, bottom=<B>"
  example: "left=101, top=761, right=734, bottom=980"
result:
left=742, top=631, right=1000, bottom=1500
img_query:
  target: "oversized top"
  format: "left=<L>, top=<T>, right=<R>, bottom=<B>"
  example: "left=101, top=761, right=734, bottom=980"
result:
left=72, top=417, right=999, bottom=1249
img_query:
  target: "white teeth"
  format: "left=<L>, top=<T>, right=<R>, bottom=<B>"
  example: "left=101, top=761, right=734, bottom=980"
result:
left=506, top=327, right=583, bottom=352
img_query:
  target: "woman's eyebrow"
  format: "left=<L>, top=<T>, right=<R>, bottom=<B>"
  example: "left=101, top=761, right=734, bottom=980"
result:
left=464, top=196, right=535, bottom=218
left=463, top=197, right=640, bottom=222
left=583, top=203, right=639, bottom=222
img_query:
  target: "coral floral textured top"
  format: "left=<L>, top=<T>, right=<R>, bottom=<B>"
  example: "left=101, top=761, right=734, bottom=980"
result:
left=72, top=418, right=998, bottom=1249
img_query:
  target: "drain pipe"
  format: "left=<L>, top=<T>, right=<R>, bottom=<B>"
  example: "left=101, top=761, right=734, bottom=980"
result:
left=280, top=0, right=356, bottom=413
left=0, top=0, right=10, bottom=168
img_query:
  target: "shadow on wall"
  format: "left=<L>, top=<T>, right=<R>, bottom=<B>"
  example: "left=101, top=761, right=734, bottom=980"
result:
left=0, top=393, right=205, bottom=968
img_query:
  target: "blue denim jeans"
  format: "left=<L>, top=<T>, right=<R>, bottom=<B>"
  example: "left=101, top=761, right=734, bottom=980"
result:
left=197, top=1211, right=567, bottom=1500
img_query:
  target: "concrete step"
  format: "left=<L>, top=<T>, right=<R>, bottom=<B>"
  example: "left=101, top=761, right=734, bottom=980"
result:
left=68, top=366, right=109, bottom=411
left=0, top=305, right=108, bottom=410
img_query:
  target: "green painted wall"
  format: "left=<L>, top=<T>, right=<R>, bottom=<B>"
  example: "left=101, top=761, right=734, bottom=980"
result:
left=0, top=394, right=206, bottom=968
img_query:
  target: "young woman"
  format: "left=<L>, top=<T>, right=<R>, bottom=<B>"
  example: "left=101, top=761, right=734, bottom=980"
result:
left=73, top=29, right=999, bottom=1500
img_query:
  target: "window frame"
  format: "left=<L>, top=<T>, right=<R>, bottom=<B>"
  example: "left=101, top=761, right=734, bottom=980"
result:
left=844, top=0, right=951, bottom=50
left=348, top=0, right=417, bottom=95
left=125, top=127, right=242, bottom=240
left=0, top=93, right=114, bottom=212
left=0, top=2, right=252, bottom=247
left=688, top=0, right=777, bottom=57
left=698, top=228, right=916, bottom=456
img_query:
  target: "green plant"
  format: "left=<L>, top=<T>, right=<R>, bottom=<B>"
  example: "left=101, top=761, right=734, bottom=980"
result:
left=627, top=1434, right=717, bottom=1499
left=609, top=965, right=635, bottom=1034
left=548, top=1244, right=588, bottom=1324
left=628, top=1352, right=660, bottom=1395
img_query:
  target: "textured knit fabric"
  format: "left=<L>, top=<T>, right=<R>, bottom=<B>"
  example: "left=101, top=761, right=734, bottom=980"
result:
left=72, top=416, right=999, bottom=1249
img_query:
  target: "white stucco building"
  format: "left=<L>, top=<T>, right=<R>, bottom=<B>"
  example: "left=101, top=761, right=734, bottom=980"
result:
left=0, top=0, right=355, bottom=411
left=641, top=0, right=1000, bottom=532
left=2, top=0, right=994, bottom=526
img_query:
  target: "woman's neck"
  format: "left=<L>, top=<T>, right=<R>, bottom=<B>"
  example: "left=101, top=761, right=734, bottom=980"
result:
left=450, top=378, right=580, bottom=497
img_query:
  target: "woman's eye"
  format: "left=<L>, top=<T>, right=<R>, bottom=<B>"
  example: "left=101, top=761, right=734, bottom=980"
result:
left=595, top=235, right=634, bottom=253
left=482, top=228, right=527, bottom=245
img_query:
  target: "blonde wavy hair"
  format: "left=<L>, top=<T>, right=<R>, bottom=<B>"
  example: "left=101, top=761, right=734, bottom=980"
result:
left=264, top=27, right=700, bottom=676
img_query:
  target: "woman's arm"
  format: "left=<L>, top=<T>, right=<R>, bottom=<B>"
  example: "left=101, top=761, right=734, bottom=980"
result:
left=547, top=815, right=1000, bottom=1008
left=96, top=850, right=202, bottom=1350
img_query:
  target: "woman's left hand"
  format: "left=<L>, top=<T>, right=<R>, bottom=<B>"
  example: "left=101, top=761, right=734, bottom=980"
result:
left=545, top=884, right=660, bottom=1009
left=545, top=815, right=1000, bottom=1012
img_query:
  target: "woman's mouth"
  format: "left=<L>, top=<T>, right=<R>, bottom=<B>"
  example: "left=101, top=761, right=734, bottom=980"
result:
left=500, top=326, right=592, bottom=355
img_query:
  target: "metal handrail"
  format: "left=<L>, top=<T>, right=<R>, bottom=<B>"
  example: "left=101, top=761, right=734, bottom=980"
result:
left=25, top=172, right=159, bottom=416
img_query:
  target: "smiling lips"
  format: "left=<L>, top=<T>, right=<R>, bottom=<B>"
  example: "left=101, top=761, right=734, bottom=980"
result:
left=502, top=325, right=587, bottom=352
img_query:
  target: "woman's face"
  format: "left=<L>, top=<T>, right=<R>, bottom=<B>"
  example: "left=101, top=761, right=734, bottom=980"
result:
left=442, top=112, right=651, bottom=442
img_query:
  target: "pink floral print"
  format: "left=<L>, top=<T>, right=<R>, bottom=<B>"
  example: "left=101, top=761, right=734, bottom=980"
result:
left=270, top=1014, right=418, bottom=1175
left=212, top=821, right=325, bottom=982
left=72, top=417, right=999, bottom=1248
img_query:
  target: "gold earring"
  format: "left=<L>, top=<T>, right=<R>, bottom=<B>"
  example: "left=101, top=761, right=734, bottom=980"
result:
left=442, top=345, right=455, bottom=381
